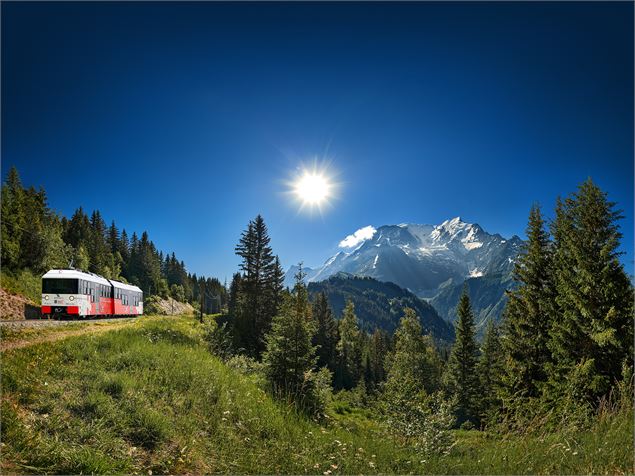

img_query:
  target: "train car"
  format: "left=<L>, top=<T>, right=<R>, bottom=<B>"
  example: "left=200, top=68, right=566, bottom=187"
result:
left=41, top=269, right=143, bottom=319
left=111, top=280, right=144, bottom=316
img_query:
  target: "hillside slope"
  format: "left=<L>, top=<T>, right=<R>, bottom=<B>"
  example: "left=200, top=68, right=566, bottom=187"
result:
left=2, top=316, right=631, bottom=475
left=308, top=273, right=454, bottom=341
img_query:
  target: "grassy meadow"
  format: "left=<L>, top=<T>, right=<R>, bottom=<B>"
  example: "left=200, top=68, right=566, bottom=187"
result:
left=1, top=315, right=632, bottom=474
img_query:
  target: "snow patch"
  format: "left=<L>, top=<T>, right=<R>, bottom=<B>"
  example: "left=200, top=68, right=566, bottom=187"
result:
left=469, top=268, right=484, bottom=278
left=373, top=255, right=379, bottom=269
left=463, top=241, right=483, bottom=250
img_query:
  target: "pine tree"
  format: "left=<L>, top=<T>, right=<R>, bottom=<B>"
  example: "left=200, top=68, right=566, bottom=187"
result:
left=265, top=255, right=285, bottom=318
left=1, top=166, right=25, bottom=270
left=262, top=271, right=317, bottom=405
left=312, top=291, right=339, bottom=373
left=385, top=308, right=442, bottom=395
left=18, top=186, right=55, bottom=271
left=478, top=320, right=504, bottom=423
left=366, top=328, right=391, bottom=392
left=335, top=300, right=363, bottom=390
left=547, top=179, right=633, bottom=404
left=108, top=220, right=120, bottom=253
left=445, top=289, right=481, bottom=426
left=501, top=204, right=555, bottom=402
left=233, top=215, right=281, bottom=357
left=119, top=229, right=130, bottom=264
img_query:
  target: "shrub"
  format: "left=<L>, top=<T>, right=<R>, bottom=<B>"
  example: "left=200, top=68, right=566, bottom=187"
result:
left=381, top=377, right=455, bottom=457
left=299, top=367, right=333, bottom=419
left=144, top=295, right=164, bottom=314
left=225, top=354, right=265, bottom=377
left=204, top=321, right=234, bottom=360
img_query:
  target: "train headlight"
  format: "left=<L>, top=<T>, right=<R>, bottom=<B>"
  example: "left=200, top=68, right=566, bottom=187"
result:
left=69, top=295, right=75, bottom=301
left=44, top=295, right=49, bottom=300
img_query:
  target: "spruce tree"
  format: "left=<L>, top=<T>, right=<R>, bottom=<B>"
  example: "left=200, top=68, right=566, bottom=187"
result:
left=262, top=271, right=317, bottom=404
left=501, top=204, right=554, bottom=402
left=335, top=300, right=363, bottom=389
left=233, top=215, right=281, bottom=357
left=547, top=179, right=633, bottom=404
left=312, top=291, right=339, bottom=373
left=108, top=221, right=120, bottom=253
left=385, top=307, right=441, bottom=395
left=445, top=288, right=481, bottom=426
left=1, top=166, right=25, bottom=270
left=478, top=320, right=504, bottom=423
left=366, top=328, right=391, bottom=392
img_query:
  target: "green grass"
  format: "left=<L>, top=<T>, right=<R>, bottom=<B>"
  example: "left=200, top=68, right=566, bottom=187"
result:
left=2, top=316, right=632, bottom=474
left=1, top=268, right=41, bottom=304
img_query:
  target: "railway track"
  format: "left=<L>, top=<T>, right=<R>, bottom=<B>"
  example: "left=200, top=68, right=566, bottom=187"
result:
left=0, top=316, right=141, bottom=329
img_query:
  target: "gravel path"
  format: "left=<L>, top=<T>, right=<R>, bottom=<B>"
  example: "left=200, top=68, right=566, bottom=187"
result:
left=0, top=317, right=140, bottom=329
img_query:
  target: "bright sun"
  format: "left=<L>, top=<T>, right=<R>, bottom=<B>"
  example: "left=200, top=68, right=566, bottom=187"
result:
left=285, top=161, right=339, bottom=214
left=294, top=172, right=331, bottom=205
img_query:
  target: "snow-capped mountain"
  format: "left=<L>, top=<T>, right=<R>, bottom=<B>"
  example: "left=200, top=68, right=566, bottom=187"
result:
left=287, top=217, right=524, bottom=327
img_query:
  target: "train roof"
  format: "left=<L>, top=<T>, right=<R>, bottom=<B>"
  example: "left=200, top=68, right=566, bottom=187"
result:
left=42, top=269, right=142, bottom=292
left=42, top=269, right=111, bottom=286
left=109, top=280, right=143, bottom=293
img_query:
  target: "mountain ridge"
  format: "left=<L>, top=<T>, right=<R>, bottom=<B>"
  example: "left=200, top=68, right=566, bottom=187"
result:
left=287, top=217, right=524, bottom=327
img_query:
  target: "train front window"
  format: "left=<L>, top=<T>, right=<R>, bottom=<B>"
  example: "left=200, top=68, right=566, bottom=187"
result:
left=42, top=279, right=78, bottom=294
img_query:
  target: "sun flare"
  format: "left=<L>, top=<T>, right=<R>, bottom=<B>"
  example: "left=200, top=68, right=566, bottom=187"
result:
left=294, top=172, right=331, bottom=205
left=285, top=161, right=339, bottom=214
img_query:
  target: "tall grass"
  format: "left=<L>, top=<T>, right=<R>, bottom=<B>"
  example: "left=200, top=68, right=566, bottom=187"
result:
left=1, top=316, right=632, bottom=474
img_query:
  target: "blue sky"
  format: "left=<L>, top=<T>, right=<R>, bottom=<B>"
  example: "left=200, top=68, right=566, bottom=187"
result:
left=3, top=2, right=633, bottom=280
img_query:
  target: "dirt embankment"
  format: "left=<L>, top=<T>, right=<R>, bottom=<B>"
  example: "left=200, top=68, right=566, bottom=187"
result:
left=145, top=296, right=195, bottom=316
left=0, top=287, right=39, bottom=320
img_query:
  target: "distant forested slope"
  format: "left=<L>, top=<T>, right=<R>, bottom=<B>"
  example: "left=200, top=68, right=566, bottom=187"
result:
left=429, top=273, right=515, bottom=334
left=308, top=273, right=454, bottom=342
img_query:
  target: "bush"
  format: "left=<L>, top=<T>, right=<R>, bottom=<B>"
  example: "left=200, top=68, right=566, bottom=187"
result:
left=170, top=284, right=185, bottom=303
left=335, top=380, right=369, bottom=409
left=204, top=321, right=234, bottom=360
left=225, top=354, right=265, bottom=377
left=381, top=376, right=455, bottom=457
left=299, top=367, right=333, bottom=419
left=144, top=295, right=164, bottom=314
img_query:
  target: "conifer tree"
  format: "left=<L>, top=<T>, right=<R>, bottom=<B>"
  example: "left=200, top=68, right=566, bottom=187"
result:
left=445, top=289, right=481, bottom=426
left=233, top=215, right=281, bottom=357
left=1, top=166, right=25, bottom=269
left=312, top=291, right=339, bottom=373
left=366, top=328, right=391, bottom=392
left=335, top=300, right=363, bottom=389
left=119, top=229, right=130, bottom=264
left=263, top=255, right=285, bottom=323
left=501, top=204, right=554, bottom=402
left=108, top=220, right=119, bottom=253
left=478, top=320, right=504, bottom=423
left=385, top=308, right=442, bottom=395
left=547, top=179, right=633, bottom=403
left=262, top=270, right=317, bottom=403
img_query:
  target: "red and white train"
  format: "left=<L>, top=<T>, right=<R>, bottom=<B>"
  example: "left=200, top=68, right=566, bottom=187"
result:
left=41, top=269, right=143, bottom=319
